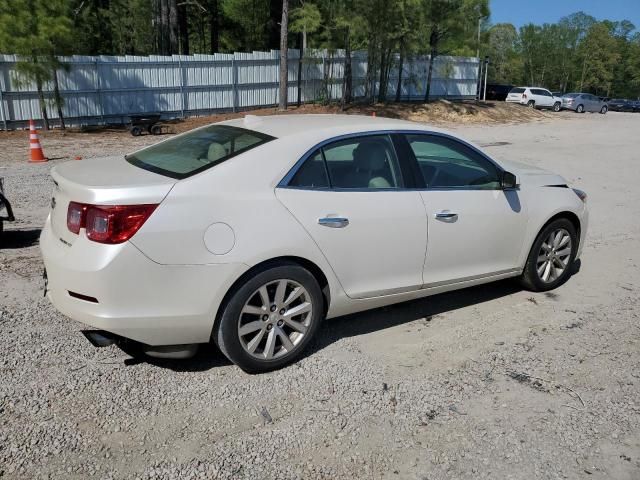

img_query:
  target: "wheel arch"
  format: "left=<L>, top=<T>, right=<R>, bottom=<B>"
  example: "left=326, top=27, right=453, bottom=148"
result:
left=211, top=255, right=331, bottom=338
left=524, top=210, right=582, bottom=266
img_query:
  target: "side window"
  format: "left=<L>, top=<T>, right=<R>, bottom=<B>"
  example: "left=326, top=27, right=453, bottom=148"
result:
left=405, top=134, right=501, bottom=189
left=288, top=151, right=329, bottom=189
left=322, top=135, right=404, bottom=189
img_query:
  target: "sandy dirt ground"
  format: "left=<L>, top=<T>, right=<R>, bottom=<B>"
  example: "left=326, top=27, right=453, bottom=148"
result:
left=0, top=109, right=639, bottom=479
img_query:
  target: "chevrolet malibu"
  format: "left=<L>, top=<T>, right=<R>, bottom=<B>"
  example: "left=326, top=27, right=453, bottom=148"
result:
left=40, top=115, right=588, bottom=373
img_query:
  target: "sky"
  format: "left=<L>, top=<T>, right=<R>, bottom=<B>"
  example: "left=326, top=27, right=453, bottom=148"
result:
left=489, top=0, right=640, bottom=29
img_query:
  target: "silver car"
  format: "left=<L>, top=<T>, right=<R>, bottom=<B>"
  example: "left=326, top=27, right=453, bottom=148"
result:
left=561, top=93, right=608, bottom=114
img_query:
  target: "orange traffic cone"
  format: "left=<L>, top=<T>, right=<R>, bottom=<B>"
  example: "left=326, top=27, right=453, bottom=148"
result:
left=29, top=120, right=47, bottom=163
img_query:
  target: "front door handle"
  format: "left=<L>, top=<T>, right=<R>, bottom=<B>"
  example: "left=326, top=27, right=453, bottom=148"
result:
left=435, top=211, right=458, bottom=223
left=318, top=217, right=349, bottom=228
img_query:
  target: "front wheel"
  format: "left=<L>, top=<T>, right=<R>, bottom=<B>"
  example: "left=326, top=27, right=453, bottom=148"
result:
left=214, top=263, right=324, bottom=373
left=600, top=106, right=608, bottom=114
left=553, top=102, right=561, bottom=112
left=520, top=218, right=578, bottom=292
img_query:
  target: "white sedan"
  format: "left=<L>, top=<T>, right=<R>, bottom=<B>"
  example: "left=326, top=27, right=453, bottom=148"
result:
left=40, top=115, right=588, bottom=372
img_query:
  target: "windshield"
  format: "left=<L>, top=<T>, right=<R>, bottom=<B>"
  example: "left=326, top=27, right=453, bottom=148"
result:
left=126, top=125, right=275, bottom=179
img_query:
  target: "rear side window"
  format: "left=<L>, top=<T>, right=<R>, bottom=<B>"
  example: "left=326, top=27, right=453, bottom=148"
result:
left=288, top=151, right=329, bottom=188
left=510, top=87, right=525, bottom=94
left=286, top=135, right=405, bottom=190
left=126, top=125, right=275, bottom=179
left=323, top=135, right=404, bottom=189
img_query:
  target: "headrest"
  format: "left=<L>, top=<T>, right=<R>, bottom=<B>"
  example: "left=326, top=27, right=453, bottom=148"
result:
left=353, top=140, right=387, bottom=171
left=207, top=143, right=227, bottom=162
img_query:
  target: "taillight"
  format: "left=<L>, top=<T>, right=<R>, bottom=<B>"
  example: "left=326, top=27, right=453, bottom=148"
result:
left=522, top=93, right=527, bottom=99
left=66, top=203, right=157, bottom=244
left=67, top=202, right=87, bottom=234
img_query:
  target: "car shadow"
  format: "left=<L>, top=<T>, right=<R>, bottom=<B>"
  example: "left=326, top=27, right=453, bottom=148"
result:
left=118, top=262, right=582, bottom=373
left=0, top=228, right=41, bottom=249
left=307, top=279, right=523, bottom=356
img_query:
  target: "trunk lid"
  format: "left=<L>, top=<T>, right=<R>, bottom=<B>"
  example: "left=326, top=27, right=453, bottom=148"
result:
left=50, top=156, right=176, bottom=245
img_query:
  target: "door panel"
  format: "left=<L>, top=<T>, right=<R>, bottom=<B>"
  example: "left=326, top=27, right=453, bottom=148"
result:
left=420, top=189, right=527, bottom=285
left=276, top=189, right=428, bottom=298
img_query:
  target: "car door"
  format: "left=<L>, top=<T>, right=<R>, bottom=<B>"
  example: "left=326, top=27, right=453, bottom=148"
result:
left=400, top=133, right=528, bottom=286
left=276, top=134, right=428, bottom=299
left=541, top=89, right=555, bottom=107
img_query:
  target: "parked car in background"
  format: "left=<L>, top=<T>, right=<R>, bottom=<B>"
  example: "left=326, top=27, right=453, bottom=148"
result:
left=0, top=177, right=16, bottom=242
left=561, top=93, right=608, bottom=114
left=40, top=114, right=589, bottom=372
left=485, top=84, right=514, bottom=101
left=607, top=99, right=634, bottom=112
left=506, top=87, right=562, bottom=111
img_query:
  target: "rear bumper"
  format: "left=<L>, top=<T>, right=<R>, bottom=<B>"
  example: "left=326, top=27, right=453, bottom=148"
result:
left=40, top=215, right=248, bottom=345
left=505, top=98, right=526, bottom=105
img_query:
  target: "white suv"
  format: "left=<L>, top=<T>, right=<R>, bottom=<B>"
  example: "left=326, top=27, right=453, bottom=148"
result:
left=506, top=87, right=561, bottom=112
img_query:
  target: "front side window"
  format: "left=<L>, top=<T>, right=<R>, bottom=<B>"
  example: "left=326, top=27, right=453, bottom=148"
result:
left=405, top=134, right=501, bottom=189
left=126, top=125, right=274, bottom=179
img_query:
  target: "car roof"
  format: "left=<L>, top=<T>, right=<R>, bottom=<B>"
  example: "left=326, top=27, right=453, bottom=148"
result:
left=218, top=114, right=446, bottom=140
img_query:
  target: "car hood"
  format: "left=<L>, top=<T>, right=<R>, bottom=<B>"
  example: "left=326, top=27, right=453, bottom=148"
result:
left=498, top=159, right=568, bottom=187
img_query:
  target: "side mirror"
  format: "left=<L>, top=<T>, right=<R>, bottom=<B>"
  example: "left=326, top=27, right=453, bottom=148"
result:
left=502, top=171, right=519, bottom=190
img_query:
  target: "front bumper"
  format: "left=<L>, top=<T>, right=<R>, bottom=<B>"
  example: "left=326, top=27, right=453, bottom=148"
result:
left=40, top=215, right=248, bottom=345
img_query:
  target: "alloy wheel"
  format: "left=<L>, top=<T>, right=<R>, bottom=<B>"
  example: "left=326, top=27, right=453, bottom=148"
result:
left=536, top=228, right=572, bottom=283
left=237, top=279, right=313, bottom=360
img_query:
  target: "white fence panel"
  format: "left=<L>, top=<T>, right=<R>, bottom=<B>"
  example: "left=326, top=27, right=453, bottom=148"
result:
left=0, top=50, right=479, bottom=129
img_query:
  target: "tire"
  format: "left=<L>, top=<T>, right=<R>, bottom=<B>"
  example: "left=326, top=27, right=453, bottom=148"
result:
left=576, top=104, right=584, bottom=113
left=527, top=100, right=535, bottom=109
left=600, top=106, right=608, bottom=114
left=130, top=126, right=142, bottom=136
left=553, top=102, right=561, bottom=112
left=214, top=262, right=324, bottom=373
left=151, top=124, right=162, bottom=135
left=520, top=218, right=578, bottom=292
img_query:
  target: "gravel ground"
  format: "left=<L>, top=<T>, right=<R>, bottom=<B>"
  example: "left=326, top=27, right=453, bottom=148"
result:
left=1, top=111, right=639, bottom=479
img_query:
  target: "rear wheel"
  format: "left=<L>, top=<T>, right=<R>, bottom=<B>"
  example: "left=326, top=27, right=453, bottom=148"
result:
left=151, top=124, right=163, bottom=135
left=130, top=126, right=142, bottom=136
left=527, top=100, right=535, bottom=109
left=600, top=105, right=608, bottom=114
left=214, top=262, right=324, bottom=373
left=520, top=218, right=578, bottom=292
left=576, top=104, right=584, bottom=113
left=553, top=102, right=561, bottom=112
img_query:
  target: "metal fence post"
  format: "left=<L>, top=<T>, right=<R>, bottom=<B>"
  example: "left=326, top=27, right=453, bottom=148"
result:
left=0, top=84, right=7, bottom=130
left=178, top=57, right=185, bottom=118
left=232, top=58, right=238, bottom=113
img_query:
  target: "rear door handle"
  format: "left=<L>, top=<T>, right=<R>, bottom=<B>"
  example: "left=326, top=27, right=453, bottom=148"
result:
left=318, top=217, right=349, bottom=228
left=435, top=211, right=458, bottom=222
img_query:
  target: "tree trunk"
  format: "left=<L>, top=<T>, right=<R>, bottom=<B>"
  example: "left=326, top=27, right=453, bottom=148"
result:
left=424, top=49, right=436, bottom=103
left=395, top=40, right=404, bottom=102
left=168, top=0, right=179, bottom=54
left=209, top=0, right=219, bottom=53
left=178, top=2, right=189, bottom=55
left=424, top=31, right=438, bottom=103
left=297, top=32, right=303, bottom=107
left=52, top=68, right=65, bottom=130
left=342, top=27, right=352, bottom=110
left=278, top=0, right=289, bottom=111
left=35, top=78, right=50, bottom=131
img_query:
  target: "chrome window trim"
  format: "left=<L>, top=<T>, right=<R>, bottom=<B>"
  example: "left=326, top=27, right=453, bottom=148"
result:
left=277, top=129, right=505, bottom=192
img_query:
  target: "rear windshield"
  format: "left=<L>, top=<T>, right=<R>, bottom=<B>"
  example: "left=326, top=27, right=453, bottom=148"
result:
left=509, top=87, right=525, bottom=94
left=563, top=93, right=580, bottom=98
left=126, top=125, right=275, bottom=179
